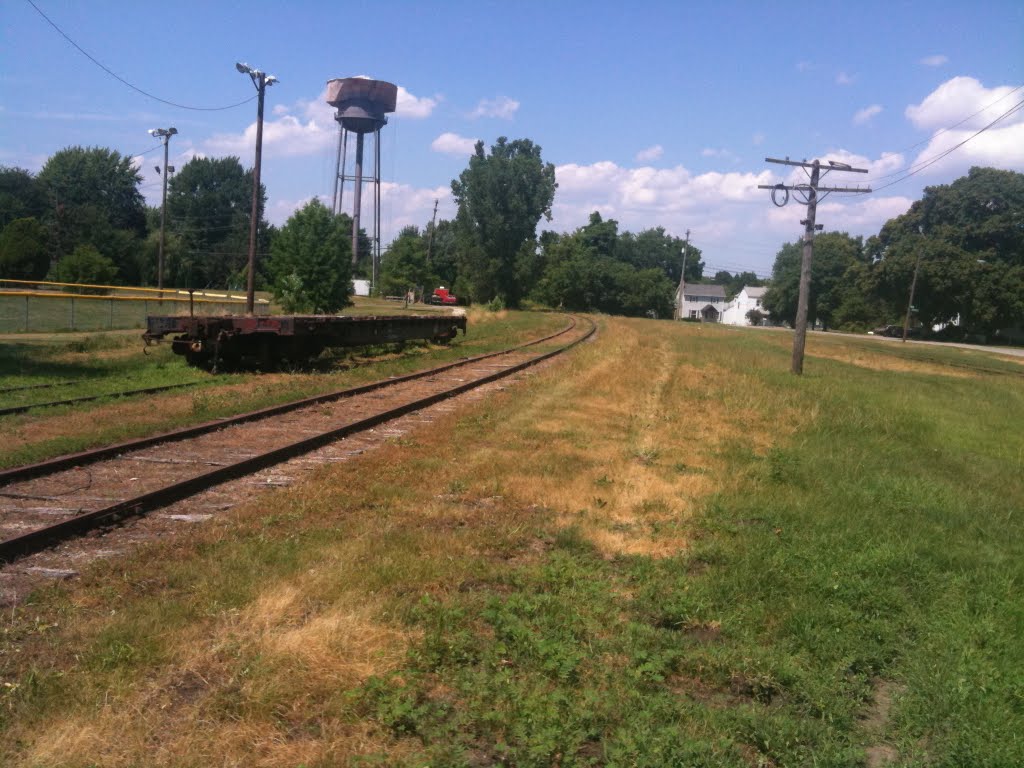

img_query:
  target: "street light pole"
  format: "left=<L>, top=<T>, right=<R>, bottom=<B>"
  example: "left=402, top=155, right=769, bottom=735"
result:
left=236, top=62, right=278, bottom=315
left=148, top=127, right=177, bottom=297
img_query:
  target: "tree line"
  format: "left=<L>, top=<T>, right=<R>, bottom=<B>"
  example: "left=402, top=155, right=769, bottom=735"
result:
left=2, top=142, right=1019, bottom=338
left=763, top=167, right=1024, bottom=341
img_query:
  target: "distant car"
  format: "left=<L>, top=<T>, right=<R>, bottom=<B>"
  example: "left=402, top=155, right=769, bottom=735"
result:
left=869, top=324, right=920, bottom=338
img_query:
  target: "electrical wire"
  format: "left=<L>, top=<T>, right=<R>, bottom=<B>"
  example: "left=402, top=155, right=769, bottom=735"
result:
left=870, top=98, right=1024, bottom=193
left=25, top=0, right=257, bottom=112
left=889, top=83, right=1023, bottom=158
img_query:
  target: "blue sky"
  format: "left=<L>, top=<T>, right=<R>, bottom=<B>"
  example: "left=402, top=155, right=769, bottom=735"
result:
left=2, top=0, right=1022, bottom=277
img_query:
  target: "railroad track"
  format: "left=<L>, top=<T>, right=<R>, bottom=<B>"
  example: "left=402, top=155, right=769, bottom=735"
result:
left=0, top=381, right=203, bottom=418
left=0, top=315, right=594, bottom=565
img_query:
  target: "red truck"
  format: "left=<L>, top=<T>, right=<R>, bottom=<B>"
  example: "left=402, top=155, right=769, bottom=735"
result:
left=430, top=286, right=458, bottom=305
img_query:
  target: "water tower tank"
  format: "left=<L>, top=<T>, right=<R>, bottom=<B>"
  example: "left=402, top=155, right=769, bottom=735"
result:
left=326, top=78, right=398, bottom=134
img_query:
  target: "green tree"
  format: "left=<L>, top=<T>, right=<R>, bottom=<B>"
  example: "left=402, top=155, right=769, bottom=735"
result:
left=269, top=199, right=351, bottom=314
left=451, top=137, right=557, bottom=306
left=48, top=244, right=118, bottom=285
left=0, top=166, right=47, bottom=231
left=381, top=226, right=434, bottom=297
left=422, top=218, right=459, bottom=289
left=618, top=226, right=704, bottom=285
left=762, top=232, right=865, bottom=329
left=168, top=156, right=268, bottom=289
left=868, top=167, right=1024, bottom=337
left=0, top=217, right=50, bottom=280
left=36, top=147, right=146, bottom=281
left=530, top=227, right=674, bottom=317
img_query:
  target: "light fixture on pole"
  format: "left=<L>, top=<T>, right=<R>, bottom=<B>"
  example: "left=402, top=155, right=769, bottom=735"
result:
left=148, top=127, right=178, bottom=297
left=236, top=62, right=278, bottom=315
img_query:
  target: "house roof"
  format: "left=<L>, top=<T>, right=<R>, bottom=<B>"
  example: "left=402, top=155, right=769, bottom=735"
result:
left=744, top=286, right=767, bottom=298
left=682, top=284, right=726, bottom=298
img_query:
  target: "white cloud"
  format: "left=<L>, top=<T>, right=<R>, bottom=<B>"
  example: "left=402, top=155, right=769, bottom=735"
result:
left=752, top=132, right=765, bottom=146
left=920, top=54, right=949, bottom=67
left=853, top=104, right=883, bottom=125
left=905, top=76, right=1022, bottom=130
left=814, top=195, right=914, bottom=231
left=431, top=132, right=478, bottom=156
left=900, top=77, right=1024, bottom=178
left=396, top=86, right=440, bottom=119
left=702, top=147, right=739, bottom=163
left=469, top=96, right=520, bottom=120
left=201, top=83, right=438, bottom=159
left=635, top=144, right=664, bottom=163
left=908, top=122, right=1024, bottom=178
left=380, top=182, right=455, bottom=236
left=796, top=61, right=812, bottom=72
left=836, top=71, right=856, bottom=86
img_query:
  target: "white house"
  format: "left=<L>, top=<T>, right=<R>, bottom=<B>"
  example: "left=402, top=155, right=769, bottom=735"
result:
left=721, top=286, right=768, bottom=326
left=675, top=283, right=727, bottom=322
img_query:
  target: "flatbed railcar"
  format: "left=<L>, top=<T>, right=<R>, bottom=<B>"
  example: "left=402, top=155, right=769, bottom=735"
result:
left=143, top=313, right=467, bottom=370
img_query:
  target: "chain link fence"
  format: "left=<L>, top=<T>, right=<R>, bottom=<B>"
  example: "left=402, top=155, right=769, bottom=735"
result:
left=0, top=280, right=270, bottom=334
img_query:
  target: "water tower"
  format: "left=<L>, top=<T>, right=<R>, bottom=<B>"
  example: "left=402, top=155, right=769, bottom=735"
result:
left=327, top=77, right=398, bottom=290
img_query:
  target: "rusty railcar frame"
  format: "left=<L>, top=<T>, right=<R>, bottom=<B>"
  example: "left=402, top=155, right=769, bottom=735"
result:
left=143, top=313, right=467, bottom=370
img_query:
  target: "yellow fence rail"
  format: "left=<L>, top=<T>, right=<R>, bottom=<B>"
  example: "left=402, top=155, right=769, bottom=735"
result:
left=0, top=281, right=271, bottom=334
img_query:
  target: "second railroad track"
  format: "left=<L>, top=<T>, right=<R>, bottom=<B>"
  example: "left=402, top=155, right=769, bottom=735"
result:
left=0, top=315, right=594, bottom=564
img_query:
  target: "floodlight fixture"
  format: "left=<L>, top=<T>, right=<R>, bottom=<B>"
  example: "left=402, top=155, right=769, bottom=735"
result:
left=235, top=61, right=277, bottom=314
left=149, top=126, right=179, bottom=295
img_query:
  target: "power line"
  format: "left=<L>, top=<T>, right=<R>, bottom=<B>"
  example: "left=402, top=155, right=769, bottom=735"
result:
left=870, top=98, right=1024, bottom=192
left=888, top=84, right=1023, bottom=160
left=25, top=0, right=257, bottom=112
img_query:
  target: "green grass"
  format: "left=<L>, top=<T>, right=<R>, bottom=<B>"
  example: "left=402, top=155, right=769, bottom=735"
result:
left=1, top=317, right=1020, bottom=766
left=0, top=310, right=566, bottom=469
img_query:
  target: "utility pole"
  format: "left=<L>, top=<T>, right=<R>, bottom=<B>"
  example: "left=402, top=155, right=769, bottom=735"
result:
left=236, top=62, right=278, bottom=315
left=676, top=229, right=691, bottom=320
left=902, top=226, right=925, bottom=342
left=149, top=127, right=177, bottom=298
left=425, top=198, right=439, bottom=265
left=759, top=158, right=870, bottom=374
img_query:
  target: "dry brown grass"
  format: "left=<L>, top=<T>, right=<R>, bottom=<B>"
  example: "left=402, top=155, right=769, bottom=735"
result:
left=1, top=375, right=296, bottom=455
left=447, top=317, right=797, bottom=559
left=806, top=343, right=974, bottom=378
left=4, top=315, right=802, bottom=766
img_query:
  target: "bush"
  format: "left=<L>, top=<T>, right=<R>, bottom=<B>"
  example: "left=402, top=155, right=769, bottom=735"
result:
left=48, top=245, right=118, bottom=287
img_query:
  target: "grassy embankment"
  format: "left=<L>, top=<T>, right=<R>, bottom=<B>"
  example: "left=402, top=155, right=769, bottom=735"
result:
left=1, top=317, right=1022, bottom=766
left=0, top=306, right=564, bottom=469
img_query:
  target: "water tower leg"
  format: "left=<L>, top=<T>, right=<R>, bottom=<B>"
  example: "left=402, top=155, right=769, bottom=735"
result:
left=352, top=132, right=364, bottom=268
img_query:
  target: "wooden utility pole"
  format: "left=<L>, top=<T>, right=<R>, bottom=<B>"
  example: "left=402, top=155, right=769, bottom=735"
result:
left=759, top=158, right=871, bottom=374
left=901, top=227, right=925, bottom=344
left=425, top=198, right=439, bottom=265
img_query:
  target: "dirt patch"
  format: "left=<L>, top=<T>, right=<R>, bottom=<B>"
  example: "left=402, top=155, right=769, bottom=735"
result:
left=808, top=345, right=974, bottom=378
left=860, top=678, right=904, bottom=767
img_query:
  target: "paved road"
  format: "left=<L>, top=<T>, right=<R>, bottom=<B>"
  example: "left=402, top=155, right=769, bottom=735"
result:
left=850, top=332, right=1024, bottom=359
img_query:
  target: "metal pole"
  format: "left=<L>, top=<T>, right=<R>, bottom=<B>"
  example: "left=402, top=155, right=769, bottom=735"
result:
left=791, top=160, right=820, bottom=375
left=374, top=127, right=381, bottom=291
left=158, top=134, right=169, bottom=298
left=352, top=131, right=364, bottom=268
left=246, top=73, right=266, bottom=316
left=338, top=128, right=348, bottom=215
left=332, top=123, right=344, bottom=214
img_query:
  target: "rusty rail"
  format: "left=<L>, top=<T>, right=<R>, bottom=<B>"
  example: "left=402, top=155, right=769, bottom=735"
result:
left=0, top=316, right=594, bottom=563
